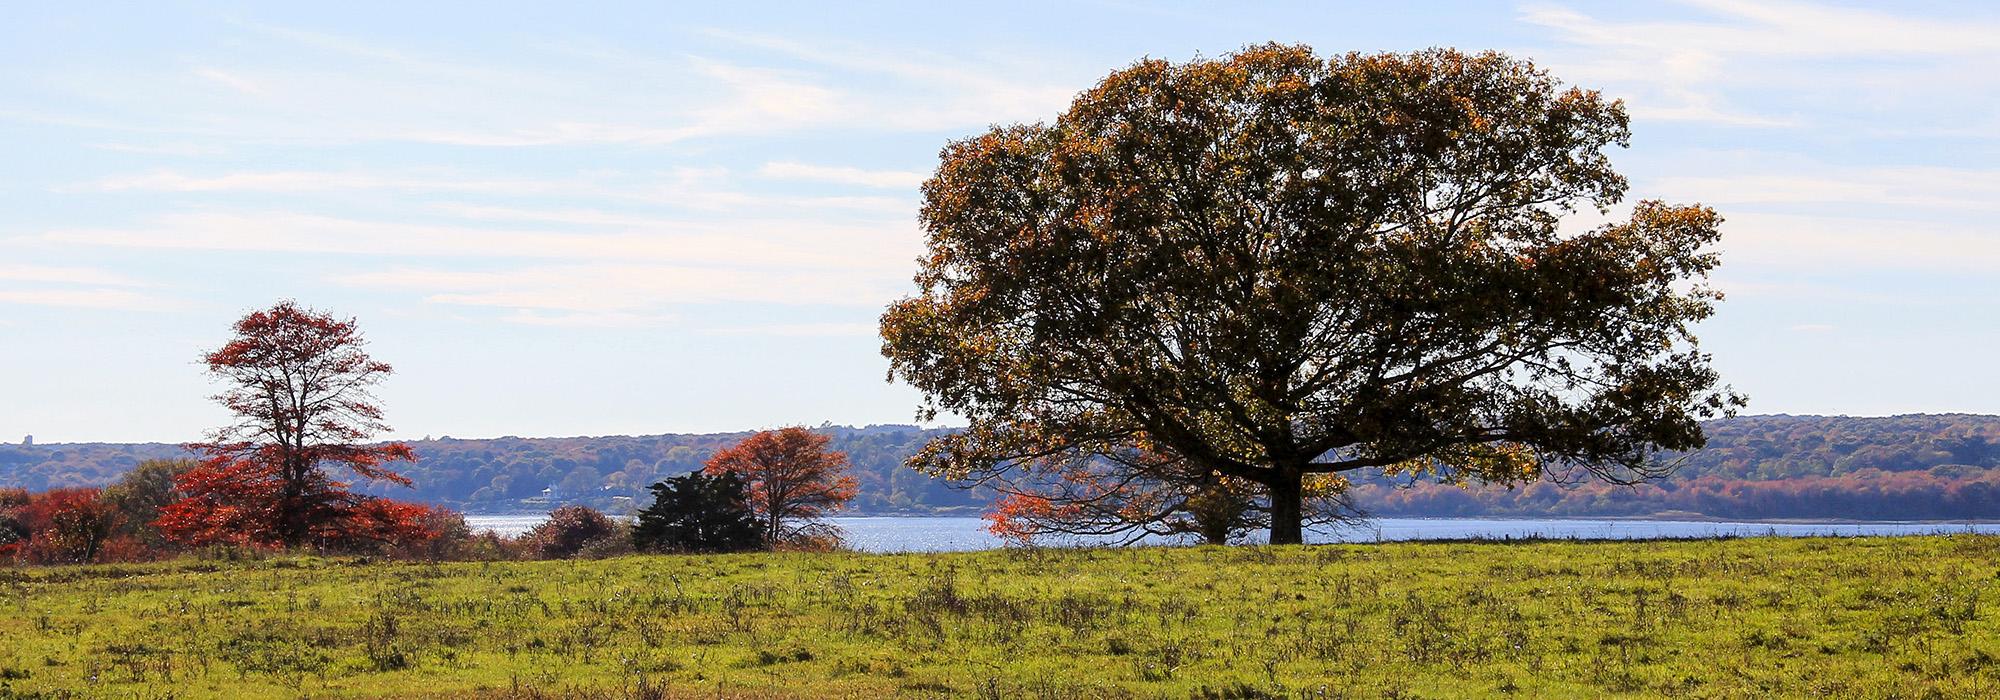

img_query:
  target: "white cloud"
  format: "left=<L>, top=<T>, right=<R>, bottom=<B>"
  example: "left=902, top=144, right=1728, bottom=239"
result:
left=756, top=161, right=928, bottom=189
left=1788, top=323, right=1835, bottom=333
left=0, top=266, right=173, bottom=312
left=16, top=21, right=1081, bottom=149
left=87, top=142, right=224, bottom=157
left=498, top=309, right=680, bottom=328
left=1566, top=197, right=2000, bottom=277
left=38, top=210, right=922, bottom=271
left=0, top=288, right=178, bottom=311
left=377, top=59, right=860, bottom=147
left=193, top=67, right=264, bottom=95
left=18, top=34, right=817, bottom=148
left=759, top=162, right=928, bottom=189
left=1650, top=165, right=2000, bottom=211
left=0, top=264, right=146, bottom=287
left=1521, top=0, right=2000, bottom=128
left=699, top=322, right=879, bottom=336
left=82, top=170, right=570, bottom=195
left=339, top=264, right=900, bottom=318
left=73, top=168, right=917, bottom=216
left=1675, top=0, right=1998, bottom=56
left=1716, top=211, right=2000, bottom=271
left=1529, top=0, right=1999, bottom=59
left=701, top=29, right=1082, bottom=130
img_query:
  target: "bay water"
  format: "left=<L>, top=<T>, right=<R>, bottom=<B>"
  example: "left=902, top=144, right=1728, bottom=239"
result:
left=465, top=514, right=2000, bottom=553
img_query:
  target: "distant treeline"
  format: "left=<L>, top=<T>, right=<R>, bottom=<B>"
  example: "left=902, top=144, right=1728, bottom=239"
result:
left=1352, top=414, right=2000, bottom=520
left=6, top=415, right=2000, bottom=520
left=0, top=425, right=980, bottom=515
left=1352, top=469, right=2000, bottom=520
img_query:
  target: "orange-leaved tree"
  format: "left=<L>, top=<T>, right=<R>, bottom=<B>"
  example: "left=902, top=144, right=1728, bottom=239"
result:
left=703, top=427, right=857, bottom=545
left=158, top=301, right=428, bottom=550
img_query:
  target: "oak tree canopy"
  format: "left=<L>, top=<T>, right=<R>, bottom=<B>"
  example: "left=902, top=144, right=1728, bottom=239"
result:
left=881, top=45, right=1743, bottom=544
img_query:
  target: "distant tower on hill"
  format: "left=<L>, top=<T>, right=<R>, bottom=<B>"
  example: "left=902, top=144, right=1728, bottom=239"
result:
left=21, top=435, right=31, bottom=446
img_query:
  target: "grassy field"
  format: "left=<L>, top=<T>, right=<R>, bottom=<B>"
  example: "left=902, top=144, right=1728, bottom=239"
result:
left=1, top=536, right=1996, bottom=699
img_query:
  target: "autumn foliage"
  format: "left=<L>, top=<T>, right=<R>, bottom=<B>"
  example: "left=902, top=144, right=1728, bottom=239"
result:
left=883, top=45, right=1741, bottom=543
left=157, top=301, right=434, bottom=552
left=704, top=427, right=857, bottom=546
left=0, top=487, right=125, bottom=564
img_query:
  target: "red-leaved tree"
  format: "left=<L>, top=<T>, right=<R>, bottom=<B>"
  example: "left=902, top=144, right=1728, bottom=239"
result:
left=11, top=487, right=123, bottom=564
left=703, top=427, right=857, bottom=545
left=158, top=301, right=427, bottom=550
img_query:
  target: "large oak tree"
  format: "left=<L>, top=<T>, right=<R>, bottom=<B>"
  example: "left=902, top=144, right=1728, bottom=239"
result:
left=880, top=45, right=1743, bottom=544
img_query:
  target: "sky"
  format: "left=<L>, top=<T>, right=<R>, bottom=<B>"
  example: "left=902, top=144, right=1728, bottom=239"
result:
left=3, top=1, right=1997, bottom=443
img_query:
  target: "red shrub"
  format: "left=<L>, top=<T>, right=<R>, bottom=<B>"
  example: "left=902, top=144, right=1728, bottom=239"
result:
left=11, top=488, right=122, bottom=565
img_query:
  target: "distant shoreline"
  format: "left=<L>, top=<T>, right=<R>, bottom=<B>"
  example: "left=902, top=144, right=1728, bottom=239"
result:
left=461, top=511, right=2000, bottom=525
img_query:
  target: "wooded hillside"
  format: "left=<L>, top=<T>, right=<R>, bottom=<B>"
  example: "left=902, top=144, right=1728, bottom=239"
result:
left=5, top=415, right=1998, bottom=519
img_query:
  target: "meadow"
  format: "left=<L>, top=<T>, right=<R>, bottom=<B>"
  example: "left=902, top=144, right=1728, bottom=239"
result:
left=1, top=536, right=1996, bottom=699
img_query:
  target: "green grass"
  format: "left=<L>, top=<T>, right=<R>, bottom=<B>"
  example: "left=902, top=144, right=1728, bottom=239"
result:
left=2, top=536, right=1997, bottom=699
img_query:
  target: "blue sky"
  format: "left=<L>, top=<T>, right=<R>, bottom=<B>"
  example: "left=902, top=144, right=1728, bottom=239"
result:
left=3, top=1, right=1997, bottom=443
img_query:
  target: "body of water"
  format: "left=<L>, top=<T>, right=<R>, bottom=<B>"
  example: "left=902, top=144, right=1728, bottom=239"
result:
left=465, top=514, right=2000, bottom=553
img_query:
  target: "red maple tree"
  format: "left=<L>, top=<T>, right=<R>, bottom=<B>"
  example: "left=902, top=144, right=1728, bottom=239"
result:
left=703, top=427, right=858, bottom=544
left=158, top=301, right=428, bottom=550
left=6, top=487, right=123, bottom=564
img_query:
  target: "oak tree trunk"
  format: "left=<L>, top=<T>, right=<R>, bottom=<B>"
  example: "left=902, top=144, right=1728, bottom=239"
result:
left=1268, top=466, right=1305, bottom=545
